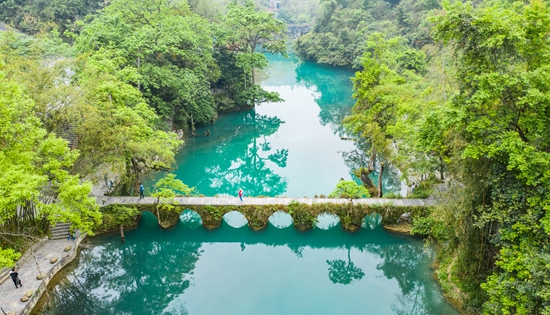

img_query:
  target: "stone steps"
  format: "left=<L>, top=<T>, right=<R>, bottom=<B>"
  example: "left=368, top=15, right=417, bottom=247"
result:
left=49, top=223, right=71, bottom=240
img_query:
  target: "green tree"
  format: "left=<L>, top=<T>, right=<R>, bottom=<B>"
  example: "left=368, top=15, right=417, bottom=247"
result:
left=71, top=48, right=183, bottom=194
left=219, top=0, right=287, bottom=107
left=75, top=0, right=220, bottom=129
left=152, top=174, right=193, bottom=226
left=329, top=180, right=369, bottom=205
left=103, top=205, right=140, bottom=243
left=0, top=248, right=21, bottom=268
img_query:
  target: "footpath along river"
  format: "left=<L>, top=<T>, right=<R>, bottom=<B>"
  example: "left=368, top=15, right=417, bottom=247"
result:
left=34, top=52, right=459, bottom=315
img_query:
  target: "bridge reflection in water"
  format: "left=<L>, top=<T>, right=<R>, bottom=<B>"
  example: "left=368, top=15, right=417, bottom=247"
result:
left=40, top=211, right=459, bottom=315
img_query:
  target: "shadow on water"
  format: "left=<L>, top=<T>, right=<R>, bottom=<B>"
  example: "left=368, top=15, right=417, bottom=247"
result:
left=38, top=212, right=459, bottom=315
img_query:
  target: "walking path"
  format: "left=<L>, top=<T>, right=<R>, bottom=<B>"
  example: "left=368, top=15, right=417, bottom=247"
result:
left=98, top=196, right=437, bottom=207
left=0, top=236, right=82, bottom=315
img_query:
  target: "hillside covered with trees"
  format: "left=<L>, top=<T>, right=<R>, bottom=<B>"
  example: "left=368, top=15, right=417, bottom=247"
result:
left=298, top=0, right=550, bottom=313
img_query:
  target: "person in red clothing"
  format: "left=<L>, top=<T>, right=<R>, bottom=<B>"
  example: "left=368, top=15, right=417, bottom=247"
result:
left=238, top=189, right=244, bottom=201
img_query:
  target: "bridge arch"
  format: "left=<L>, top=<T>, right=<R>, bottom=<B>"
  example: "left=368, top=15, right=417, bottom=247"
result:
left=315, top=213, right=340, bottom=230
left=179, top=209, right=202, bottom=228
left=223, top=211, right=248, bottom=228
left=362, top=213, right=382, bottom=230
left=268, top=211, right=293, bottom=229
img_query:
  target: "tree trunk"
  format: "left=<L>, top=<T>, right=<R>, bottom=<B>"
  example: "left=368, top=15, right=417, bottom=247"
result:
left=190, top=114, right=196, bottom=137
left=368, top=147, right=376, bottom=172
left=377, top=162, right=385, bottom=198
left=120, top=224, right=125, bottom=243
left=156, top=198, right=161, bottom=226
left=131, top=157, right=141, bottom=196
left=439, top=155, right=445, bottom=181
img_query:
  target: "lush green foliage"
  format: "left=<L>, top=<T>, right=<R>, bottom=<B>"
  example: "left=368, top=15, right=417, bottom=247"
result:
left=0, top=0, right=103, bottom=34
left=74, top=0, right=220, bottom=128
left=99, top=205, right=140, bottom=231
left=338, top=0, right=550, bottom=312
left=430, top=1, right=550, bottom=313
left=0, top=248, right=21, bottom=269
left=0, top=60, right=102, bottom=267
left=328, top=180, right=370, bottom=201
left=294, top=0, right=437, bottom=67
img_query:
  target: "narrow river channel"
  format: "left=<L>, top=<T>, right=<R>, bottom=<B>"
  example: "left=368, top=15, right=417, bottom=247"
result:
left=35, top=52, right=459, bottom=315
left=159, top=52, right=403, bottom=198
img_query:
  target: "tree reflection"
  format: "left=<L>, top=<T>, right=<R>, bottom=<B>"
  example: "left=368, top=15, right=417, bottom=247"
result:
left=341, top=141, right=402, bottom=194
left=43, top=219, right=456, bottom=315
left=326, top=247, right=365, bottom=285
left=175, top=110, right=288, bottom=197
left=43, top=237, right=202, bottom=315
left=295, top=60, right=355, bottom=136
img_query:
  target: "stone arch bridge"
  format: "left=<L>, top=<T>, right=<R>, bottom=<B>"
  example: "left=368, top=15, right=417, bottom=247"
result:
left=98, top=196, right=437, bottom=232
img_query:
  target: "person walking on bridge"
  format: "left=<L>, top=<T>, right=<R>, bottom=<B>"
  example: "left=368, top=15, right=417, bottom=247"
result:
left=139, top=183, right=145, bottom=199
left=238, top=188, right=244, bottom=202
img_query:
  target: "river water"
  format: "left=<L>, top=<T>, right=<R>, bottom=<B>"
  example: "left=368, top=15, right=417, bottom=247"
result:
left=37, top=53, right=459, bottom=315
left=39, top=212, right=459, bottom=315
left=159, top=53, right=403, bottom=198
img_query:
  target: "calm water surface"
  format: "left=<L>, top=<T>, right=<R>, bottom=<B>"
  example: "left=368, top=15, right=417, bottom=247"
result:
left=39, top=54, right=458, bottom=315
left=41, top=212, right=459, bottom=315
left=155, top=53, right=402, bottom=197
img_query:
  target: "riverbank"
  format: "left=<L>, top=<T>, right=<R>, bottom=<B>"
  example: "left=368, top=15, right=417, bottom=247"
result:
left=0, top=234, right=85, bottom=315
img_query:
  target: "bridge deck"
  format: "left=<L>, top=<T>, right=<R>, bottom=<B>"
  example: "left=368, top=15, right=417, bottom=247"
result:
left=98, top=196, right=436, bottom=207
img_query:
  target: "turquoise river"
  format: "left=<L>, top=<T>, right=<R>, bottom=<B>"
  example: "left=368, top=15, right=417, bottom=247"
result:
left=35, top=53, right=459, bottom=315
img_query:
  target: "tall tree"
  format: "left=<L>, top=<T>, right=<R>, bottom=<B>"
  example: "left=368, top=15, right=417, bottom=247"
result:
left=219, top=0, right=287, bottom=107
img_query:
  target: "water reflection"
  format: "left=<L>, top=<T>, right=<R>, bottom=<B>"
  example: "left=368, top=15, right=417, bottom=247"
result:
left=326, top=247, right=365, bottom=285
left=40, top=212, right=458, bottom=315
left=179, top=210, right=202, bottom=227
left=315, top=213, right=340, bottom=230
left=268, top=211, right=293, bottom=229
left=363, top=213, right=382, bottom=230
left=171, top=111, right=288, bottom=197
left=295, top=59, right=356, bottom=137
left=223, top=211, right=248, bottom=228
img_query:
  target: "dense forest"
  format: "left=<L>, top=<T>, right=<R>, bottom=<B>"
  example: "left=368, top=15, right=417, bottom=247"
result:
left=297, top=0, right=550, bottom=313
left=2, top=0, right=550, bottom=313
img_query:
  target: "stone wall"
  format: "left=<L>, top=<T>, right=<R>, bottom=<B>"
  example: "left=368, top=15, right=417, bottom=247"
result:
left=21, top=235, right=86, bottom=315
